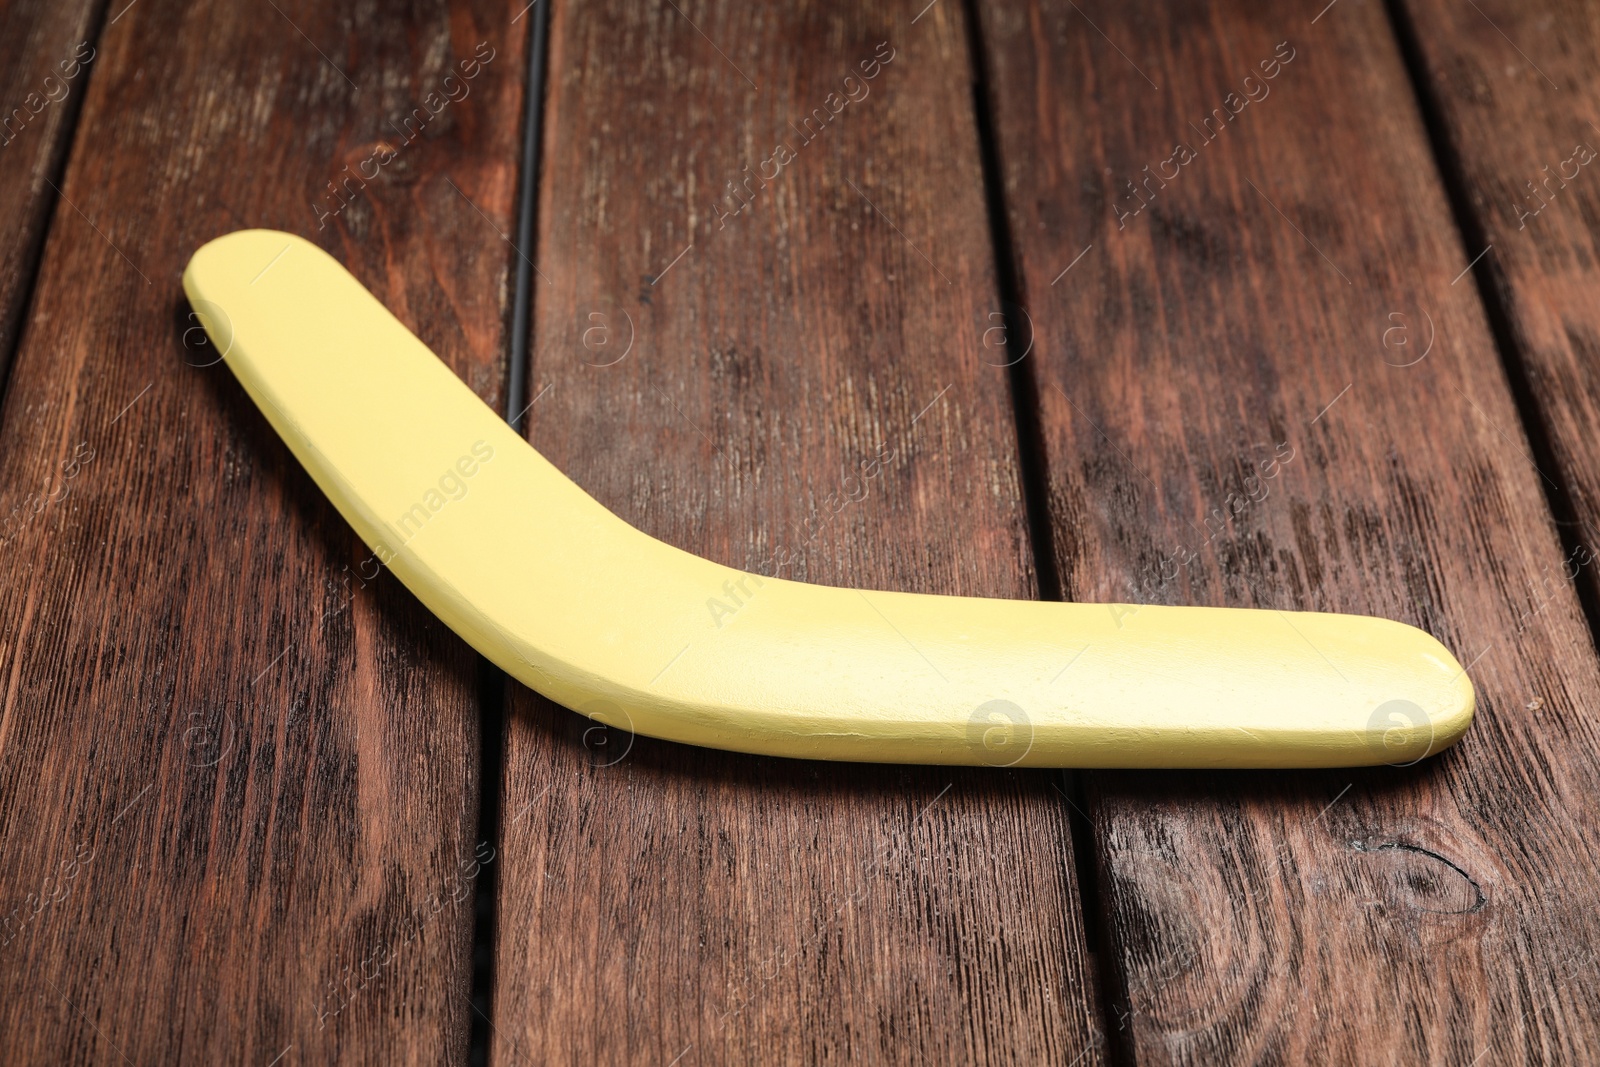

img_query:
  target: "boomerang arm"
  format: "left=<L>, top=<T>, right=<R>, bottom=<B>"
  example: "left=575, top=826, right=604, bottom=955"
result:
left=182, top=230, right=1473, bottom=768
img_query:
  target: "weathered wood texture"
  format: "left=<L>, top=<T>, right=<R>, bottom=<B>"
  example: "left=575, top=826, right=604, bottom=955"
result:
left=1395, top=0, right=1600, bottom=615
left=975, top=0, right=1600, bottom=1061
left=0, top=0, right=102, bottom=380
left=491, top=1, right=1103, bottom=1063
left=0, top=0, right=527, bottom=1062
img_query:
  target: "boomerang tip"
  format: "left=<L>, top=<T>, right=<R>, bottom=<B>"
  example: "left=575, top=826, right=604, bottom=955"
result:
left=184, top=228, right=313, bottom=296
left=1373, top=616, right=1475, bottom=764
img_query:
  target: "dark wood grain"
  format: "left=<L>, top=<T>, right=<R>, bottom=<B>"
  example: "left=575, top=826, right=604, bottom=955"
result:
left=975, top=0, right=1600, bottom=1060
left=491, top=1, right=1104, bottom=1063
left=1394, top=0, right=1600, bottom=640
left=0, top=0, right=527, bottom=1062
left=0, top=0, right=102, bottom=381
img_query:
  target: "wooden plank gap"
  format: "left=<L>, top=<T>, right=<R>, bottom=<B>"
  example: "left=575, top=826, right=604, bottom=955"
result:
left=960, top=1, right=1124, bottom=1063
left=467, top=2, right=554, bottom=1063
left=0, top=0, right=114, bottom=400
left=1382, top=0, right=1600, bottom=655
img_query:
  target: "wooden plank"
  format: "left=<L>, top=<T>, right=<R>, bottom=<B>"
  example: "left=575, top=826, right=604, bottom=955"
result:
left=0, top=0, right=102, bottom=379
left=974, top=0, right=1600, bottom=1060
left=1393, top=0, right=1600, bottom=626
left=0, top=1, right=528, bottom=1062
left=492, top=1, right=1104, bottom=1063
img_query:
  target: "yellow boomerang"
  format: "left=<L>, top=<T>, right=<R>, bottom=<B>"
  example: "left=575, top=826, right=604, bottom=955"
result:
left=183, top=230, right=1474, bottom=768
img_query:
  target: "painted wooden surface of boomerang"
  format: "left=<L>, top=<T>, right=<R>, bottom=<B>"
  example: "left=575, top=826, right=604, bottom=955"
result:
left=183, top=230, right=1474, bottom=767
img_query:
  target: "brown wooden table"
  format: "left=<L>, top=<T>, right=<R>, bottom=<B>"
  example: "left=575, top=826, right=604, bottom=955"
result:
left=3, top=0, right=1598, bottom=1062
